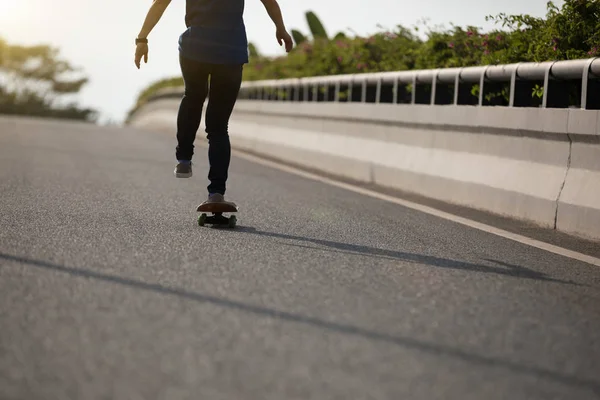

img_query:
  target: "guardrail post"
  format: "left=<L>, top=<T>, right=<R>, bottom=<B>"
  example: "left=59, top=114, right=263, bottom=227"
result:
left=361, top=79, right=367, bottom=103
left=410, top=75, right=416, bottom=105
left=581, top=58, right=600, bottom=109
left=430, top=70, right=438, bottom=105
left=509, top=67, right=517, bottom=107
left=509, top=64, right=532, bottom=107
left=453, top=74, right=459, bottom=105
left=542, top=62, right=570, bottom=108
left=478, top=66, right=489, bottom=106
left=348, top=79, right=354, bottom=102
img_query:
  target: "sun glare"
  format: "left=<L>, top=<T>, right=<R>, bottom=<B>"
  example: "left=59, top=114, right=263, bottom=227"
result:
left=0, top=1, right=27, bottom=33
left=0, top=0, right=20, bottom=14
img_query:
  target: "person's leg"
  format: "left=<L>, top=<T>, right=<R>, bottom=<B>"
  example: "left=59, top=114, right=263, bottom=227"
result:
left=204, top=63, right=243, bottom=195
left=174, top=54, right=210, bottom=177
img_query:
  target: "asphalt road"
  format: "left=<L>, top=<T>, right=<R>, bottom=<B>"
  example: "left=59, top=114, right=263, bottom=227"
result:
left=1, top=116, right=599, bottom=400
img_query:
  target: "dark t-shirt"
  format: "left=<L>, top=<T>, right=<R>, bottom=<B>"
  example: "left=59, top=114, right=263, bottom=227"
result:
left=178, top=0, right=249, bottom=64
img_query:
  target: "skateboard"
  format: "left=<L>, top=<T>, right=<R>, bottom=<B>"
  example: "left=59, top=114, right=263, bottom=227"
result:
left=196, top=201, right=238, bottom=228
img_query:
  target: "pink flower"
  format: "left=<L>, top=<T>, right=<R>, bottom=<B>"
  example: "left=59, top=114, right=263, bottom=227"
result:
left=337, top=56, right=343, bottom=63
left=496, top=34, right=502, bottom=41
left=467, top=31, right=474, bottom=37
left=554, top=45, right=558, bottom=52
left=448, top=42, right=455, bottom=48
left=484, top=50, right=490, bottom=55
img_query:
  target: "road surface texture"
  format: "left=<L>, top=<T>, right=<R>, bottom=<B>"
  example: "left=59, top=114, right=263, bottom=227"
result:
left=1, top=116, right=599, bottom=400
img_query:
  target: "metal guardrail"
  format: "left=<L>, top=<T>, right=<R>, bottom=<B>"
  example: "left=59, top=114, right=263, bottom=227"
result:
left=148, top=57, right=600, bottom=109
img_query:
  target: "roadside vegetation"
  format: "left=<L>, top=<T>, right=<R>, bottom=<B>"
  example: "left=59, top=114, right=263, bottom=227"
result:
left=130, top=1, right=600, bottom=116
left=0, top=38, right=96, bottom=121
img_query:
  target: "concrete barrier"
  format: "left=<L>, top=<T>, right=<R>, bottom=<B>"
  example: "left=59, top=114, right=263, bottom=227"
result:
left=555, top=114, right=600, bottom=239
left=129, top=99, right=600, bottom=241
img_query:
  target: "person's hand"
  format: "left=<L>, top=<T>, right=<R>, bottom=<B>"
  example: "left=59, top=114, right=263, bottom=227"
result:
left=135, top=43, right=149, bottom=69
left=276, top=28, right=293, bottom=52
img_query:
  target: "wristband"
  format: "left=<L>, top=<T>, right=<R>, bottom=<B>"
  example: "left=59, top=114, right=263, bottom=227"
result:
left=136, top=38, right=148, bottom=44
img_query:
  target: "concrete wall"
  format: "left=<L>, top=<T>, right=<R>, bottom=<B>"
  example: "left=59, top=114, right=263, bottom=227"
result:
left=129, top=99, right=600, bottom=241
left=556, top=125, right=600, bottom=239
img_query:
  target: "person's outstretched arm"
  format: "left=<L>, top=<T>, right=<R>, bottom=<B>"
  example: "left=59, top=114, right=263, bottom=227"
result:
left=260, top=0, right=293, bottom=52
left=134, top=0, right=172, bottom=69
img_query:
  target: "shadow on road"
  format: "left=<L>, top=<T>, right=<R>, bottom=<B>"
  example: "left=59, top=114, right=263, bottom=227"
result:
left=1, top=251, right=597, bottom=395
left=233, top=226, right=580, bottom=286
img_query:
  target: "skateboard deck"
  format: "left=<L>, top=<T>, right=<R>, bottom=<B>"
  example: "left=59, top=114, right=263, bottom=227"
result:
left=196, top=201, right=238, bottom=228
left=196, top=202, right=238, bottom=214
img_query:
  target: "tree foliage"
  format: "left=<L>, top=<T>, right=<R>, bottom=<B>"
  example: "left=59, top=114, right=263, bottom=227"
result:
left=291, top=30, right=308, bottom=46
left=305, top=11, right=328, bottom=39
left=248, top=42, right=260, bottom=58
left=290, top=11, right=347, bottom=43
left=0, top=37, right=96, bottom=121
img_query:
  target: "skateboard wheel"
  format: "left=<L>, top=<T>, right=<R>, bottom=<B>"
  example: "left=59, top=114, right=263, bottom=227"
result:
left=228, top=215, right=237, bottom=228
left=198, top=213, right=207, bottom=226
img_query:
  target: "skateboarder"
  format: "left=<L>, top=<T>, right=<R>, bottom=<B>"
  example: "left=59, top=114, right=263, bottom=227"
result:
left=134, top=0, right=293, bottom=206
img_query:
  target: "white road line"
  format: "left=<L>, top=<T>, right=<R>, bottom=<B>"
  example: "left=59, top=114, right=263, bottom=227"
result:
left=231, top=149, right=600, bottom=268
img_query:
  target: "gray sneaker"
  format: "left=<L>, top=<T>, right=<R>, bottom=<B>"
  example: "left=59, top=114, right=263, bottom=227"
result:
left=196, top=193, right=238, bottom=212
left=205, top=193, right=225, bottom=204
left=174, top=162, right=192, bottom=178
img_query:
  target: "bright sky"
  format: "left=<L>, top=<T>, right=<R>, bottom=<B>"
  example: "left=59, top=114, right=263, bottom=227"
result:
left=0, top=0, right=558, bottom=124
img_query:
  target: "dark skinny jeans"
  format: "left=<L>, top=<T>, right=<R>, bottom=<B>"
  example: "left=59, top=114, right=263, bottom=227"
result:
left=175, top=54, right=243, bottom=195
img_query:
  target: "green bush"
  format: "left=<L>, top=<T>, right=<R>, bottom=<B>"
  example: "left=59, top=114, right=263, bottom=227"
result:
left=131, top=0, right=600, bottom=115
